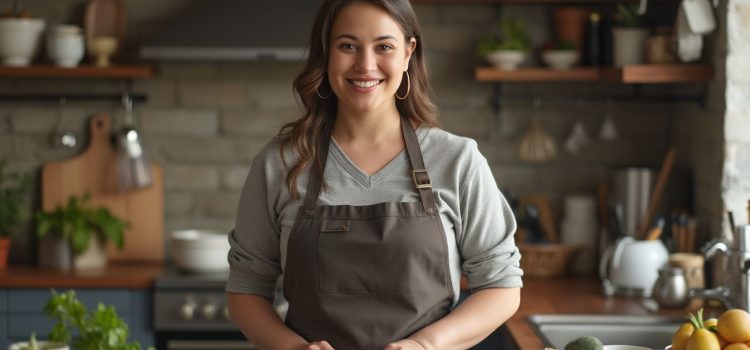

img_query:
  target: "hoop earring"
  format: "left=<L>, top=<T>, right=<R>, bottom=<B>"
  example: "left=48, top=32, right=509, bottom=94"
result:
left=316, top=84, right=333, bottom=99
left=395, top=71, right=410, bottom=100
left=316, top=76, right=333, bottom=99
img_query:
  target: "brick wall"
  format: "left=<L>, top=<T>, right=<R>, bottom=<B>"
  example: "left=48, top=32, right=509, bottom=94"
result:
left=0, top=1, right=726, bottom=263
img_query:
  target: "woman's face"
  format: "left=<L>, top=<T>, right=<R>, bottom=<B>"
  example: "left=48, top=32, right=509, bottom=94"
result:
left=327, top=2, right=416, bottom=115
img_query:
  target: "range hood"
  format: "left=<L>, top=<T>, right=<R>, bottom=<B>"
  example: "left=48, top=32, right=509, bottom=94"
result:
left=140, top=0, right=323, bottom=61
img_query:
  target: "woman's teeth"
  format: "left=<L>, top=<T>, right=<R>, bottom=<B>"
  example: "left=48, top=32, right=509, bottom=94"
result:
left=351, top=80, right=381, bottom=88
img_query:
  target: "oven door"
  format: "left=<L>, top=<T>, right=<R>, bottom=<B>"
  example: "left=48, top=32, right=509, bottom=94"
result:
left=156, top=331, right=257, bottom=350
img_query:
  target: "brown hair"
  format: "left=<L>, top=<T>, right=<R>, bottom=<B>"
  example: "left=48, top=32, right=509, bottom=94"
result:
left=279, top=0, right=439, bottom=198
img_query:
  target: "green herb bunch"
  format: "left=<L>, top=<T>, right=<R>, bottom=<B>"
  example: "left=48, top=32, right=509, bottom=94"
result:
left=0, top=160, right=32, bottom=236
left=476, top=18, right=531, bottom=55
left=44, top=290, right=154, bottom=350
left=615, top=3, right=644, bottom=27
left=36, top=195, right=127, bottom=255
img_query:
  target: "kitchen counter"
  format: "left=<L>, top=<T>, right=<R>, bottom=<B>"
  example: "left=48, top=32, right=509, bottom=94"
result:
left=510, top=277, right=696, bottom=349
left=0, top=263, right=165, bottom=288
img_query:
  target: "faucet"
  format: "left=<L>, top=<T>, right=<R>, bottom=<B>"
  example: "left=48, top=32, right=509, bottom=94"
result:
left=688, top=228, right=750, bottom=311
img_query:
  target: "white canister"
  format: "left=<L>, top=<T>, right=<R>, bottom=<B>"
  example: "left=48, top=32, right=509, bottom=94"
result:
left=0, top=18, right=46, bottom=66
left=561, top=195, right=598, bottom=275
left=46, top=25, right=84, bottom=68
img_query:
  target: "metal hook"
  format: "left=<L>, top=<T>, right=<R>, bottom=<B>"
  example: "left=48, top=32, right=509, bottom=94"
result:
left=122, top=93, right=134, bottom=125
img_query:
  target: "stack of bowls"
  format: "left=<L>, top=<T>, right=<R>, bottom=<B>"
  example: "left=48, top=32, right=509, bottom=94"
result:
left=47, top=25, right=85, bottom=68
left=0, top=18, right=46, bottom=66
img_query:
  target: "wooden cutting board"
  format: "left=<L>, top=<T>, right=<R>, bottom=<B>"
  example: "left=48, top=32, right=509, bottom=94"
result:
left=42, top=113, right=164, bottom=262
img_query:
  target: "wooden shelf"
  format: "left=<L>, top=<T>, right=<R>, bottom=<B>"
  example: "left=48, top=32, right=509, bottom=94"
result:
left=475, top=64, right=714, bottom=83
left=0, top=65, right=154, bottom=79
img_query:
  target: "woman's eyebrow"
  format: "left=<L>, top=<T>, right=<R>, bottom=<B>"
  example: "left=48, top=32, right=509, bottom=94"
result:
left=333, top=34, right=398, bottom=41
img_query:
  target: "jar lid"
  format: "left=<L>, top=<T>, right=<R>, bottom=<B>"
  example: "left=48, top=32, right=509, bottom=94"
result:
left=51, top=24, right=82, bottom=35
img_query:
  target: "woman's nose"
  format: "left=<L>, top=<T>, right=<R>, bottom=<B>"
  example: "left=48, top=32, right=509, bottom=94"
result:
left=354, top=50, right=376, bottom=72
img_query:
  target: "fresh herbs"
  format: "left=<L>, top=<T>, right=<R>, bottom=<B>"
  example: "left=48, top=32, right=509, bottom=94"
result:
left=476, top=18, right=531, bottom=55
left=615, top=3, right=644, bottom=27
left=0, top=160, right=32, bottom=236
left=44, top=290, right=154, bottom=350
left=36, top=195, right=127, bottom=255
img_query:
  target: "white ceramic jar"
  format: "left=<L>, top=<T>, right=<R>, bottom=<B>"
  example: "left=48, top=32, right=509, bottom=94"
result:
left=0, top=18, right=46, bottom=66
left=46, top=24, right=84, bottom=68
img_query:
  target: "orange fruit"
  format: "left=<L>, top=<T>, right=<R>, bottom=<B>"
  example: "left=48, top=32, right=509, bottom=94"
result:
left=705, top=318, right=718, bottom=328
left=724, top=344, right=750, bottom=350
left=718, top=309, right=750, bottom=343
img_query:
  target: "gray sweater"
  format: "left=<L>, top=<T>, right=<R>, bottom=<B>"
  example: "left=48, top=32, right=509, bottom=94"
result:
left=226, top=126, right=523, bottom=305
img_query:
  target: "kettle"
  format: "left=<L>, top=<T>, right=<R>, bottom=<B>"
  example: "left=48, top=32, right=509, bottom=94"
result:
left=600, top=236, right=669, bottom=296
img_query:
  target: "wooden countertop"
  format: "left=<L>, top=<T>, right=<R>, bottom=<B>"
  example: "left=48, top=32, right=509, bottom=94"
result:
left=509, top=277, right=696, bottom=350
left=0, top=263, right=165, bottom=289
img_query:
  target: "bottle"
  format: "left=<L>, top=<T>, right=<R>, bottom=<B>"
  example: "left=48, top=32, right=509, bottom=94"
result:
left=584, top=12, right=601, bottom=66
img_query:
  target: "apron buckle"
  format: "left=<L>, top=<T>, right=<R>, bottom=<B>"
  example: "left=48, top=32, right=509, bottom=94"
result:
left=412, top=170, right=432, bottom=189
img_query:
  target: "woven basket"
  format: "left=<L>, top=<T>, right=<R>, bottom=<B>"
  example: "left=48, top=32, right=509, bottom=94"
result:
left=519, top=243, right=580, bottom=277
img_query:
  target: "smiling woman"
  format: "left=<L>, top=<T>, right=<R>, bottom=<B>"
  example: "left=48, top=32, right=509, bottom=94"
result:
left=225, top=1, right=523, bottom=349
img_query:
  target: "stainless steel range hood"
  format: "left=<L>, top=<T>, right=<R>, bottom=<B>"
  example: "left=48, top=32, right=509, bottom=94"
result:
left=140, top=0, right=323, bottom=61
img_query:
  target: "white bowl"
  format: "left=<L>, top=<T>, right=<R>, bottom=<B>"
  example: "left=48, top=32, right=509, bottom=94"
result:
left=603, top=346, right=653, bottom=350
left=8, top=341, right=69, bottom=350
left=170, top=229, right=230, bottom=274
left=541, top=50, right=579, bottom=70
left=0, top=18, right=46, bottom=66
left=485, top=50, right=526, bottom=70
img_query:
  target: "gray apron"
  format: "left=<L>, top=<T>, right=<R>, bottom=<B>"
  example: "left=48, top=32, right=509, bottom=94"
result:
left=283, top=116, right=454, bottom=350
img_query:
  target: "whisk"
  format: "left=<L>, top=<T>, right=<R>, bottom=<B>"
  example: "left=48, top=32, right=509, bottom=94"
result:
left=519, top=98, right=556, bottom=162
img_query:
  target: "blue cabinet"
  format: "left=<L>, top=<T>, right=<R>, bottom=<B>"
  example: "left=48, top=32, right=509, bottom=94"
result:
left=0, top=288, right=153, bottom=349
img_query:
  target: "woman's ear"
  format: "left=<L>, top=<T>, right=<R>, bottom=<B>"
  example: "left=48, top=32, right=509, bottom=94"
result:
left=404, top=37, right=417, bottom=68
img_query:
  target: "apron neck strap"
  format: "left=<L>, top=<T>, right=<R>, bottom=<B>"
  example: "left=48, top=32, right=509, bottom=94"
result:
left=401, top=115, right=437, bottom=214
left=303, top=116, right=437, bottom=215
left=303, top=124, right=332, bottom=216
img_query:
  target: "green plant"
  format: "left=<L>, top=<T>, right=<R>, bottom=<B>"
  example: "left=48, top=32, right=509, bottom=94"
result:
left=44, top=290, right=154, bottom=350
left=36, top=195, right=128, bottom=255
left=476, top=18, right=531, bottom=55
left=0, top=160, right=32, bottom=236
left=615, top=3, right=644, bottom=27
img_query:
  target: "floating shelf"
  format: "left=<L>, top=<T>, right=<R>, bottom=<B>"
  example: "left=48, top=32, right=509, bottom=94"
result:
left=0, top=65, right=154, bottom=79
left=475, top=64, right=714, bottom=84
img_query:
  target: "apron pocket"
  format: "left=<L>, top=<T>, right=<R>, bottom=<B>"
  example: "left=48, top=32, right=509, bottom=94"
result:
left=317, top=215, right=439, bottom=294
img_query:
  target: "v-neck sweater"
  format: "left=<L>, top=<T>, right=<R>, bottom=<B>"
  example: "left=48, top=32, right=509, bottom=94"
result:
left=227, top=126, right=523, bottom=306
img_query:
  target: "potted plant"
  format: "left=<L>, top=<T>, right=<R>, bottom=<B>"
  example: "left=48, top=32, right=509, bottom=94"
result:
left=612, top=2, right=648, bottom=67
left=36, top=195, right=128, bottom=270
left=0, top=160, right=31, bottom=269
left=541, top=40, right=579, bottom=70
left=44, top=290, right=154, bottom=350
left=477, top=18, right=531, bottom=70
left=8, top=332, right=68, bottom=350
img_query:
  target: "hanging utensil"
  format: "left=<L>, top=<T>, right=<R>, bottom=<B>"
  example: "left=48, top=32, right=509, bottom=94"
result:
left=564, top=100, right=590, bottom=154
left=599, top=99, right=618, bottom=141
left=116, top=93, right=152, bottom=190
left=518, top=97, right=556, bottom=162
left=51, top=97, right=77, bottom=149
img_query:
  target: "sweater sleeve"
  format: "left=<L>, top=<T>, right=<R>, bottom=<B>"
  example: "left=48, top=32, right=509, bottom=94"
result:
left=225, top=152, right=282, bottom=300
left=458, top=146, right=523, bottom=291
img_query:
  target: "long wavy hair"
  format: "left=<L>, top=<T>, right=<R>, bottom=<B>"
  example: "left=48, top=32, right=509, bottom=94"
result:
left=279, top=0, right=439, bottom=198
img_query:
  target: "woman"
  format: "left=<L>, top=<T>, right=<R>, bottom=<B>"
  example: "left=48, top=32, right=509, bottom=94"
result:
left=226, top=0, right=522, bottom=349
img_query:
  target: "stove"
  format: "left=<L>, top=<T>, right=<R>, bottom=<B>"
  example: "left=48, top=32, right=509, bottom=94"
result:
left=153, top=268, right=256, bottom=349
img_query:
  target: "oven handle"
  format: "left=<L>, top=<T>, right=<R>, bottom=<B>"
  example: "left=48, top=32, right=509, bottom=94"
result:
left=167, top=340, right=257, bottom=350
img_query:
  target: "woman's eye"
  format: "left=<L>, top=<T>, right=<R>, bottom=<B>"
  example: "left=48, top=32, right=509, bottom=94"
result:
left=378, top=44, right=394, bottom=51
left=340, top=43, right=357, bottom=51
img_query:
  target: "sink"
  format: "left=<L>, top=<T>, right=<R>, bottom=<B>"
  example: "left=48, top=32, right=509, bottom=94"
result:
left=526, top=314, right=684, bottom=349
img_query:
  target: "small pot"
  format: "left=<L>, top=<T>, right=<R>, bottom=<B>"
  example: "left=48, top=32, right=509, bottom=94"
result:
left=485, top=50, right=526, bottom=70
left=170, top=230, right=230, bottom=274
